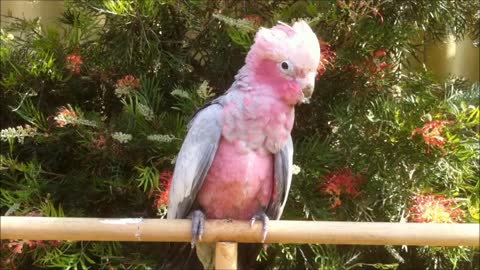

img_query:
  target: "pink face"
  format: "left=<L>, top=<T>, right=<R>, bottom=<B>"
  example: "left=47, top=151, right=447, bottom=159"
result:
left=252, top=58, right=306, bottom=105
left=245, top=21, right=320, bottom=105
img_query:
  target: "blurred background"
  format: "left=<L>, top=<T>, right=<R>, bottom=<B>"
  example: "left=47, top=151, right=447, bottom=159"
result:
left=2, top=0, right=478, bottom=81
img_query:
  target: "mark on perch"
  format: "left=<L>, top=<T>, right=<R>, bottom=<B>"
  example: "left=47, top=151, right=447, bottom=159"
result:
left=99, top=218, right=143, bottom=225
left=99, top=218, right=144, bottom=240
left=134, top=218, right=143, bottom=241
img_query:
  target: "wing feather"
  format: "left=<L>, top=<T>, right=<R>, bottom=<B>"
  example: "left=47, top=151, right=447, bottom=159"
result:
left=268, top=136, right=294, bottom=220
left=167, top=103, right=223, bottom=219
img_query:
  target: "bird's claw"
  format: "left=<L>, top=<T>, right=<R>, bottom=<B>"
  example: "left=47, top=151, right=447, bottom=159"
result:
left=190, top=210, right=205, bottom=248
left=250, top=211, right=269, bottom=243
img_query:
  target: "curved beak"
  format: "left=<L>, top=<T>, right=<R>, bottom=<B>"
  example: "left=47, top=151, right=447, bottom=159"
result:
left=297, top=72, right=316, bottom=104
left=301, top=85, right=314, bottom=104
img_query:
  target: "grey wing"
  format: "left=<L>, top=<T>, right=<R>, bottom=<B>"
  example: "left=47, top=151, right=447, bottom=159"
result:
left=267, top=135, right=294, bottom=220
left=167, top=103, right=223, bottom=219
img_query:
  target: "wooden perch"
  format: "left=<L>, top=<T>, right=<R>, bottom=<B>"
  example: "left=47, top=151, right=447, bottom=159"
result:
left=1, top=216, right=478, bottom=246
left=216, top=242, right=238, bottom=269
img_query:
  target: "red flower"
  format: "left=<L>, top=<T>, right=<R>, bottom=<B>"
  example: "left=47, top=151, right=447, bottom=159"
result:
left=5, top=239, right=60, bottom=256
left=92, top=133, right=107, bottom=150
left=317, top=41, right=336, bottom=77
left=371, top=49, right=387, bottom=58
left=116, top=75, right=141, bottom=90
left=154, top=170, right=173, bottom=209
left=66, top=53, right=83, bottom=74
left=409, top=194, right=464, bottom=223
left=331, top=197, right=342, bottom=209
left=244, top=15, right=263, bottom=26
left=115, top=75, right=141, bottom=97
left=7, top=241, right=24, bottom=254
left=25, top=210, right=42, bottom=217
left=320, top=168, right=364, bottom=208
left=26, top=240, right=36, bottom=248
left=371, top=7, right=384, bottom=23
left=369, top=61, right=393, bottom=73
left=410, top=120, right=454, bottom=154
left=342, top=51, right=394, bottom=87
left=50, top=240, right=59, bottom=247
left=343, top=64, right=360, bottom=74
left=54, top=106, right=78, bottom=127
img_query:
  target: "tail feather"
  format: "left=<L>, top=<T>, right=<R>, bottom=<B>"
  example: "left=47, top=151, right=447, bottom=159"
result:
left=158, top=242, right=263, bottom=270
left=158, top=243, right=203, bottom=270
left=238, top=243, right=263, bottom=270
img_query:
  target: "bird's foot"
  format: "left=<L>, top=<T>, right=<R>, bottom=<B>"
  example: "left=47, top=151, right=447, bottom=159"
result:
left=250, top=210, right=269, bottom=243
left=190, top=210, right=205, bottom=248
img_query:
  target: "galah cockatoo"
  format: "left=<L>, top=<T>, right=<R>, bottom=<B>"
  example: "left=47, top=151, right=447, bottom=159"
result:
left=167, top=20, right=320, bottom=269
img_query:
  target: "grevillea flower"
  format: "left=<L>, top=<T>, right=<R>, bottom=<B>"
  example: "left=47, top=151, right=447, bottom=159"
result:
left=6, top=240, right=23, bottom=254
left=154, top=170, right=173, bottom=209
left=371, top=49, right=387, bottom=58
left=409, top=194, right=464, bottom=223
left=54, top=107, right=78, bottom=127
left=0, top=125, right=37, bottom=144
left=320, top=168, right=364, bottom=208
left=367, top=49, right=393, bottom=74
left=370, top=61, right=393, bottom=73
left=317, top=41, right=336, bottom=77
left=341, top=49, right=393, bottom=88
left=410, top=120, right=454, bottom=154
left=370, top=7, right=384, bottom=23
left=66, top=51, right=83, bottom=74
left=25, top=210, right=42, bottom=217
left=115, top=75, right=141, bottom=97
left=338, top=1, right=383, bottom=23
left=4, top=239, right=60, bottom=254
left=92, top=133, right=107, bottom=150
left=244, top=15, right=263, bottom=26
left=147, top=134, right=176, bottom=143
left=111, top=132, right=132, bottom=144
left=292, top=164, right=301, bottom=175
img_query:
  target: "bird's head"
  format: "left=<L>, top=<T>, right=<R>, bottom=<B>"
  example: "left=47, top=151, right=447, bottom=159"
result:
left=245, top=20, right=320, bottom=105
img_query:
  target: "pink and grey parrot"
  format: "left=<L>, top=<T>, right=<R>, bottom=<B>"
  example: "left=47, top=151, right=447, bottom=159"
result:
left=165, top=20, right=320, bottom=269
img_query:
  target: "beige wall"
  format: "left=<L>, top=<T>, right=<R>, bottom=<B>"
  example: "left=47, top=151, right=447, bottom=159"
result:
left=1, top=0, right=65, bottom=28
left=2, top=0, right=479, bottom=82
left=425, top=35, right=480, bottom=82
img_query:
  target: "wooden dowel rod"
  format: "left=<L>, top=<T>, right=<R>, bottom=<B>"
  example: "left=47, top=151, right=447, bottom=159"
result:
left=1, top=217, right=478, bottom=246
left=215, top=242, right=237, bottom=270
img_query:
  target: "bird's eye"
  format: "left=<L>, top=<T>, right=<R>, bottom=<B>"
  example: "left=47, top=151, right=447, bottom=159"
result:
left=279, top=60, right=294, bottom=76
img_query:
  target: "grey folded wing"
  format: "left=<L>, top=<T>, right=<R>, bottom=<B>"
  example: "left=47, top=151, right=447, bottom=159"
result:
left=268, top=135, right=294, bottom=220
left=167, top=103, right=223, bottom=219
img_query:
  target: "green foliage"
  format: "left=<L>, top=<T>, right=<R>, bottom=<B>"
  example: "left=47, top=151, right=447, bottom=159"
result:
left=1, top=0, right=479, bottom=269
left=135, top=165, right=159, bottom=193
left=285, top=77, right=479, bottom=268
